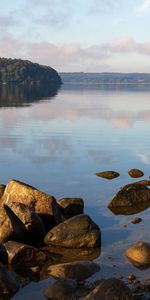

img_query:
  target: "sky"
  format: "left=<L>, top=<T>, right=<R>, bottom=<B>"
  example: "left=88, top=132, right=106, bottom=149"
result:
left=0, top=0, right=150, bottom=72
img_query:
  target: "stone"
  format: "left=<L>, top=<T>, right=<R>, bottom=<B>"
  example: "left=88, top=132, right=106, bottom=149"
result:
left=58, top=197, right=84, bottom=220
left=4, top=241, right=46, bottom=270
left=44, top=214, right=101, bottom=248
left=41, top=260, right=100, bottom=281
left=0, top=205, right=25, bottom=244
left=6, top=201, right=46, bottom=245
left=0, top=262, right=20, bottom=297
left=131, top=217, right=142, bottom=224
left=43, top=278, right=78, bottom=300
left=128, top=169, right=144, bottom=178
left=84, top=278, right=133, bottom=300
left=108, top=183, right=150, bottom=210
left=0, top=183, right=6, bottom=198
left=1, top=179, right=61, bottom=230
left=134, top=180, right=150, bottom=186
left=125, top=242, right=150, bottom=269
left=95, top=170, right=120, bottom=180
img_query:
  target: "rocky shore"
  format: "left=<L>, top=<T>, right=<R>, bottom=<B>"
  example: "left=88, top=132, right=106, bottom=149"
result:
left=0, top=170, right=150, bottom=299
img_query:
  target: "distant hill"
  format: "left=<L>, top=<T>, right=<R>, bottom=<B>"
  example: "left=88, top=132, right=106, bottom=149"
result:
left=60, top=72, right=150, bottom=84
left=0, top=57, right=62, bottom=85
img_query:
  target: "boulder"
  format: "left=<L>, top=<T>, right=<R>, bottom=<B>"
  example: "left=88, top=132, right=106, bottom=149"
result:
left=84, top=278, right=133, bottom=300
left=41, top=260, right=100, bottom=281
left=6, top=201, right=45, bottom=245
left=58, top=197, right=84, bottom=220
left=44, top=214, right=101, bottom=248
left=0, top=205, right=25, bottom=243
left=95, top=170, right=120, bottom=180
left=0, top=262, right=20, bottom=297
left=108, top=183, right=150, bottom=210
left=43, top=278, right=78, bottom=300
left=2, top=179, right=61, bottom=230
left=128, top=169, right=144, bottom=178
left=125, top=241, right=150, bottom=269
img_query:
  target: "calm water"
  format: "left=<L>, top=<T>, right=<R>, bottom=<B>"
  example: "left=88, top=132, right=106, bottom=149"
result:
left=1, top=83, right=150, bottom=282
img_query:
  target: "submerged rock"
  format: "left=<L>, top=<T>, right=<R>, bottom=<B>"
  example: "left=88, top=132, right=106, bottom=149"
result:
left=44, top=214, right=101, bottom=248
left=41, top=260, right=100, bottom=281
left=95, top=170, right=120, bottom=180
left=43, top=278, right=78, bottom=300
left=108, top=183, right=150, bottom=211
left=125, top=241, right=150, bottom=269
left=128, top=169, right=144, bottom=178
left=84, top=278, right=133, bottom=300
left=1, top=179, right=61, bottom=230
left=58, top=197, right=84, bottom=220
left=0, top=262, right=20, bottom=297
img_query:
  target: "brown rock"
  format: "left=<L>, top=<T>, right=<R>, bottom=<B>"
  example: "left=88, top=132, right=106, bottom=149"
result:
left=44, top=214, right=101, bottom=248
left=128, top=169, right=144, bottom=178
left=0, top=184, right=6, bottom=198
left=41, top=260, right=100, bottom=281
left=6, top=201, right=45, bottom=245
left=0, top=262, right=19, bottom=297
left=43, top=278, right=78, bottom=300
left=0, top=205, right=25, bottom=243
left=96, top=170, right=120, bottom=180
left=134, top=180, right=150, bottom=186
left=84, top=278, right=133, bottom=300
left=108, top=183, right=150, bottom=209
left=2, top=179, right=61, bottom=230
left=131, top=217, right=142, bottom=224
left=58, top=197, right=84, bottom=220
left=125, top=241, right=150, bottom=269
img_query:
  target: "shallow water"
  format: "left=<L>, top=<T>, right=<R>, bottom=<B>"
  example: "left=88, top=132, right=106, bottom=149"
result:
left=1, top=83, right=150, bottom=283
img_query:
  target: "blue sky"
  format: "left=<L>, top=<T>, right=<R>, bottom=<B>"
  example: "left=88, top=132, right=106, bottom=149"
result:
left=0, top=0, right=150, bottom=72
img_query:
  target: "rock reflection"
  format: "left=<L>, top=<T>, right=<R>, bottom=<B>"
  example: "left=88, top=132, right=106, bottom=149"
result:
left=0, top=84, right=60, bottom=107
left=108, top=203, right=150, bottom=216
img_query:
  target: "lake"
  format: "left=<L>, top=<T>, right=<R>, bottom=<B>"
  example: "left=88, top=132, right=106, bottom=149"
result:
left=1, top=83, right=150, bottom=283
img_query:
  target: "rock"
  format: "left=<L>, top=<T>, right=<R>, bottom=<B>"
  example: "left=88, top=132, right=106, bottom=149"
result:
left=108, top=183, right=150, bottom=210
left=43, top=278, right=78, bottom=300
left=95, top=170, right=120, bottom=180
left=125, top=241, right=150, bottom=269
left=2, top=179, right=61, bottom=230
left=41, top=260, right=100, bottom=281
left=0, top=262, right=20, bottom=297
left=4, top=241, right=46, bottom=270
left=131, top=217, right=142, bottom=224
left=58, top=197, right=84, bottom=220
left=44, top=214, right=101, bottom=248
left=0, top=205, right=25, bottom=244
left=84, top=278, right=133, bottom=300
left=134, top=180, right=150, bottom=186
left=6, top=201, right=46, bottom=245
left=128, top=274, right=136, bottom=284
left=128, top=169, right=144, bottom=178
left=0, top=183, right=6, bottom=198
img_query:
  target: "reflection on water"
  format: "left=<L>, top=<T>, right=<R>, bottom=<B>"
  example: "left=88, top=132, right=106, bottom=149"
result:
left=0, top=83, right=150, bottom=281
left=0, top=84, right=60, bottom=107
left=109, top=203, right=150, bottom=216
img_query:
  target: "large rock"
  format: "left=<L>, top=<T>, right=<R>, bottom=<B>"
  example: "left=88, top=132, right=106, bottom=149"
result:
left=41, top=260, right=100, bottom=281
left=128, top=168, right=144, bottom=178
left=84, top=278, right=133, bottom=300
left=108, top=183, right=150, bottom=210
left=2, top=179, right=61, bottom=230
left=58, top=197, right=84, bottom=220
left=125, top=241, right=150, bottom=269
left=6, top=201, right=45, bottom=245
left=44, top=214, right=101, bottom=248
left=0, top=262, right=20, bottom=297
left=0, top=205, right=25, bottom=244
left=43, top=278, right=78, bottom=300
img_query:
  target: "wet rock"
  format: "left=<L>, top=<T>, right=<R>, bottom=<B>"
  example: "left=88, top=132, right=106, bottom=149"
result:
left=0, top=205, right=25, bottom=243
left=108, top=183, right=150, bottom=211
left=128, top=169, right=144, bottom=178
left=58, top=197, right=84, bottom=220
left=0, top=183, right=6, bottom=198
left=6, top=201, right=46, bottom=246
left=4, top=241, right=46, bottom=270
left=41, top=260, right=100, bottom=281
left=84, top=278, right=133, bottom=300
left=0, top=262, right=20, bottom=297
left=131, top=217, right=142, bottom=224
left=43, top=278, right=78, bottom=300
left=2, top=179, right=61, bottom=230
left=125, top=241, right=150, bottom=269
left=95, top=170, right=120, bottom=180
left=44, top=214, right=101, bottom=248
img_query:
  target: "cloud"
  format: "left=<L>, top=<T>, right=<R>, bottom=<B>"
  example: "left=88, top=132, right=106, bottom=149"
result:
left=89, top=0, right=121, bottom=14
left=0, top=15, right=17, bottom=28
left=136, top=0, right=150, bottom=12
